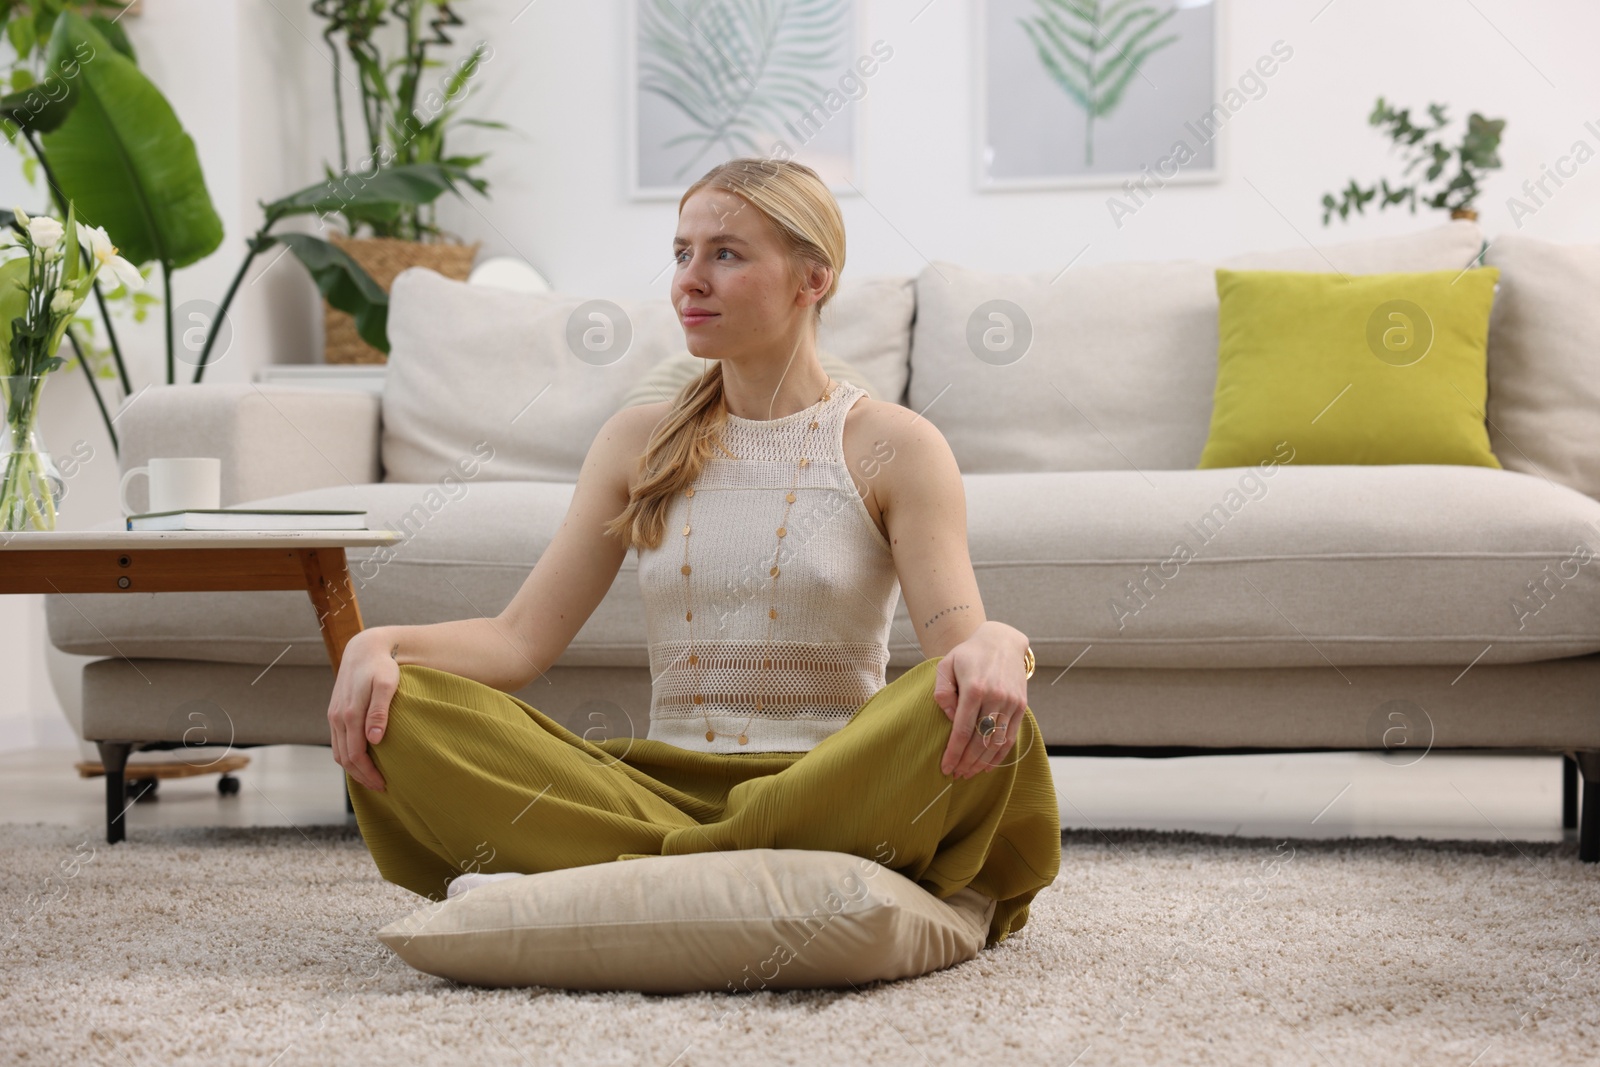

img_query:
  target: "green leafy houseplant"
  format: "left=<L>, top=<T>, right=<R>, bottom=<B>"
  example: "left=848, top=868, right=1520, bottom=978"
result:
left=1322, top=96, right=1506, bottom=224
left=188, top=160, right=476, bottom=381
left=310, top=0, right=499, bottom=242
left=0, top=1, right=179, bottom=452
left=308, top=0, right=509, bottom=364
left=0, top=6, right=472, bottom=441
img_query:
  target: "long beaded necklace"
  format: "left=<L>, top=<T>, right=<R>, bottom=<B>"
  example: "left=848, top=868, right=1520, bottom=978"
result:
left=678, top=376, right=836, bottom=745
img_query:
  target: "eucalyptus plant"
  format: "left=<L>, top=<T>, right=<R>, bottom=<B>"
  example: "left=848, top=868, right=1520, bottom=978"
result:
left=1322, top=96, right=1506, bottom=224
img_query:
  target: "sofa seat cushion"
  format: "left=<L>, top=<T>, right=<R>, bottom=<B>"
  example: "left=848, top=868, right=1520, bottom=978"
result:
left=944, top=463, right=1600, bottom=669
left=46, top=466, right=1600, bottom=672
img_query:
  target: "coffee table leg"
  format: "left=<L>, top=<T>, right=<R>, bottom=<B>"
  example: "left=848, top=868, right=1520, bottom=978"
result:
left=298, top=547, right=366, bottom=674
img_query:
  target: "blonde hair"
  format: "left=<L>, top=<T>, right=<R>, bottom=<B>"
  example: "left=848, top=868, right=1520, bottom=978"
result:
left=604, top=157, right=846, bottom=552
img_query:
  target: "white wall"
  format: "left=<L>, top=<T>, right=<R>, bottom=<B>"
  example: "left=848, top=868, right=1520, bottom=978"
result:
left=4, top=0, right=1599, bottom=752
left=430, top=0, right=1600, bottom=289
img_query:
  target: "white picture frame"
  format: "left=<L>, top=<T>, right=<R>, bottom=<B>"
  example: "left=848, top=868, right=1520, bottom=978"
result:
left=974, top=0, right=1229, bottom=192
left=625, top=0, right=870, bottom=201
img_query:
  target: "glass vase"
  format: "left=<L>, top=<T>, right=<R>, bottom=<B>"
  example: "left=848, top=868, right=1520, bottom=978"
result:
left=1, top=374, right=65, bottom=532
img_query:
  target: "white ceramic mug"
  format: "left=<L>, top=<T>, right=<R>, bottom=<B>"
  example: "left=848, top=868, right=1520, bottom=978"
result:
left=119, top=457, right=222, bottom=516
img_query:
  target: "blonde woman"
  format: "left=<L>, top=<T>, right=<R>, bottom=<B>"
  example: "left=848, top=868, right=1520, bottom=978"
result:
left=330, top=158, right=1060, bottom=947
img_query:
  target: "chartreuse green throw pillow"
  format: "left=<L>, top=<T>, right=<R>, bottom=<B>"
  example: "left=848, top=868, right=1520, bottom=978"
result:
left=1198, top=267, right=1503, bottom=469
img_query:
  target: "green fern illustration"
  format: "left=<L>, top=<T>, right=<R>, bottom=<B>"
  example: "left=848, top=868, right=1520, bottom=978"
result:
left=638, top=0, right=849, bottom=182
left=1017, top=0, right=1181, bottom=167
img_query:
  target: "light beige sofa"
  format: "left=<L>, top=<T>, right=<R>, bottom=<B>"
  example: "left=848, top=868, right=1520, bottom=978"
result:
left=48, top=218, right=1600, bottom=856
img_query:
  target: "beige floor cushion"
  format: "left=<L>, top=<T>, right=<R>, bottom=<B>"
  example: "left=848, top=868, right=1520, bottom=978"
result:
left=377, top=849, right=996, bottom=992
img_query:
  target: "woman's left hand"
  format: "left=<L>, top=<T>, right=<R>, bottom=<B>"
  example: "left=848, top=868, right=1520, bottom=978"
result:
left=931, top=625, right=1030, bottom=779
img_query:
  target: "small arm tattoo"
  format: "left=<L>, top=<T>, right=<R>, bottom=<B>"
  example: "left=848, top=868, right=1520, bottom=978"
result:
left=923, top=604, right=971, bottom=629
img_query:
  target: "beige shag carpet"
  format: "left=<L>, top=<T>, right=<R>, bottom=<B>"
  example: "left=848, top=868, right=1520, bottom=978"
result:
left=3, top=821, right=1597, bottom=1066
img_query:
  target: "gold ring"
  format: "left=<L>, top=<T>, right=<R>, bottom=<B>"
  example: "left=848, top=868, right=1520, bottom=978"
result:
left=977, top=714, right=997, bottom=737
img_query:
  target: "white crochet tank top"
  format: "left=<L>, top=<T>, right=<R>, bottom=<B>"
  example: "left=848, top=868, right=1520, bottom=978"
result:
left=636, top=379, right=900, bottom=753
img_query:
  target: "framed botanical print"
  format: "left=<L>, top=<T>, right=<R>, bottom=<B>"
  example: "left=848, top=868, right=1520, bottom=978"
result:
left=976, top=0, right=1228, bottom=190
left=627, top=0, right=869, bottom=199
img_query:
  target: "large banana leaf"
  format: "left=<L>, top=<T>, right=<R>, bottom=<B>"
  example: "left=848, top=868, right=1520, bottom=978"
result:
left=0, top=89, right=74, bottom=137
left=262, top=161, right=471, bottom=226
left=35, top=10, right=221, bottom=270
left=0, top=9, right=138, bottom=142
left=268, top=232, right=390, bottom=355
left=86, top=12, right=136, bottom=62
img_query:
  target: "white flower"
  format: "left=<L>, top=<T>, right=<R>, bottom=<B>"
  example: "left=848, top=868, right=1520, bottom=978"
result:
left=49, top=287, right=73, bottom=313
left=13, top=206, right=29, bottom=227
left=27, top=216, right=63, bottom=248
left=75, top=221, right=144, bottom=292
left=105, top=252, right=143, bottom=292
left=74, top=221, right=104, bottom=251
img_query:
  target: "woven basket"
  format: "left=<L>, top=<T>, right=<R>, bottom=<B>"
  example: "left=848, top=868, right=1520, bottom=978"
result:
left=323, top=235, right=481, bottom=364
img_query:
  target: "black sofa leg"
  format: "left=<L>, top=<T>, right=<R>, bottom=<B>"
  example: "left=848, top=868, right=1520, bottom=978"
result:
left=1579, top=752, right=1600, bottom=864
left=1564, top=756, right=1580, bottom=830
left=96, top=741, right=133, bottom=845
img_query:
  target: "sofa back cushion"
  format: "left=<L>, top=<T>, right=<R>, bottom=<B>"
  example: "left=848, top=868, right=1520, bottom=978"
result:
left=906, top=219, right=1487, bottom=473
left=380, top=268, right=915, bottom=484
left=380, top=267, right=677, bottom=484
left=616, top=347, right=884, bottom=409
left=1484, top=234, right=1600, bottom=502
left=1199, top=266, right=1503, bottom=469
left=814, top=273, right=916, bottom=404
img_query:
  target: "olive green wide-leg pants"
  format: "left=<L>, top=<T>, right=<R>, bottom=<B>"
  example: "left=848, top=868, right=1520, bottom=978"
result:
left=348, top=655, right=1061, bottom=945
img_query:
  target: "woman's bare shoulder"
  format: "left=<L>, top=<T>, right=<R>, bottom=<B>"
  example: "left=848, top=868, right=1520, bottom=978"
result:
left=624, top=399, right=675, bottom=428
left=607, top=401, right=675, bottom=493
left=841, top=396, right=957, bottom=543
left=844, top=396, right=950, bottom=452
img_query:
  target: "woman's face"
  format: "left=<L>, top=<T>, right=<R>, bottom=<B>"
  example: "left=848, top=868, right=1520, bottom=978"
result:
left=671, top=187, right=815, bottom=362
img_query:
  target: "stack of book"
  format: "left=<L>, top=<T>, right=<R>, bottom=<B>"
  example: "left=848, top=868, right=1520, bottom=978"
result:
left=124, top=508, right=369, bottom=532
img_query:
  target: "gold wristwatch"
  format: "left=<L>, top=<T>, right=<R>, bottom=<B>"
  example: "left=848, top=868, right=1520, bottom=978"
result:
left=1023, top=644, right=1035, bottom=680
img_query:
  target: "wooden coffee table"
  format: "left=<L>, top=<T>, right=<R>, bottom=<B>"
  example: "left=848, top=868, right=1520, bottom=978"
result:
left=0, top=529, right=401, bottom=842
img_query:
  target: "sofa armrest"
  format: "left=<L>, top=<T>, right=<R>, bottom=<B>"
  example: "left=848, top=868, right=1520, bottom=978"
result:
left=117, top=383, right=381, bottom=510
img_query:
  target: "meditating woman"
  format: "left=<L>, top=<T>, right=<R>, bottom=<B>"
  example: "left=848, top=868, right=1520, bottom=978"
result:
left=330, top=157, right=1061, bottom=946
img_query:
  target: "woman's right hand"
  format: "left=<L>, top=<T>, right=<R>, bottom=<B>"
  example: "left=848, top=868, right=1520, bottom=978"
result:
left=328, top=629, right=401, bottom=793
